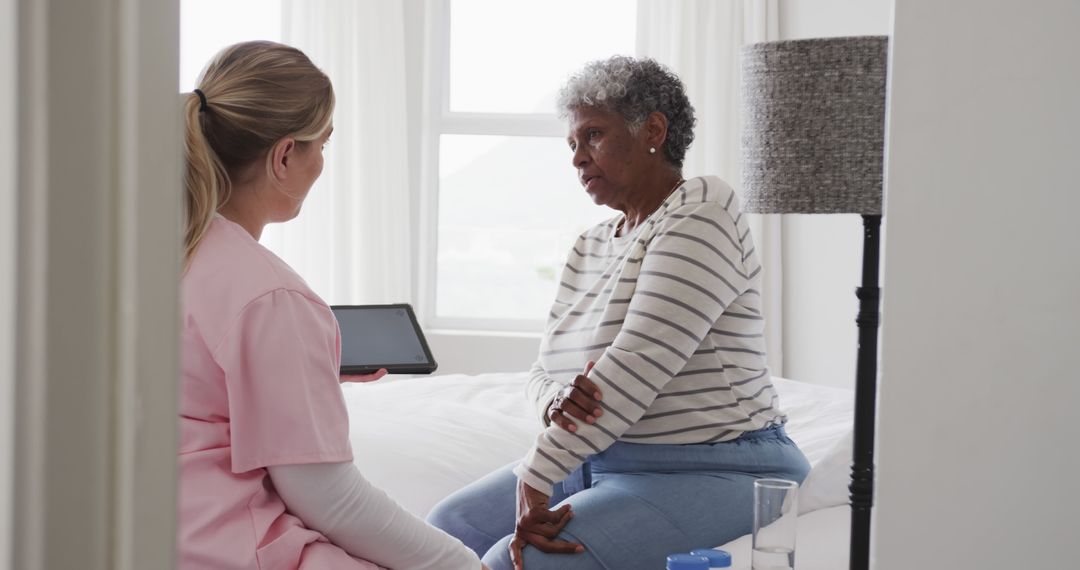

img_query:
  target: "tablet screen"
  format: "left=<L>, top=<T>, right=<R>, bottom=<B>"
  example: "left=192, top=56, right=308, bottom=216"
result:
left=331, top=304, right=437, bottom=374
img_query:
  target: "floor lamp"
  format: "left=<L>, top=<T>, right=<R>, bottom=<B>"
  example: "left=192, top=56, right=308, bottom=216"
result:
left=740, top=36, right=889, bottom=570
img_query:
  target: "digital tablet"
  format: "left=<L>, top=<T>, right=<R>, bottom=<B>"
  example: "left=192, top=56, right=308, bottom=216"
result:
left=330, top=304, right=438, bottom=375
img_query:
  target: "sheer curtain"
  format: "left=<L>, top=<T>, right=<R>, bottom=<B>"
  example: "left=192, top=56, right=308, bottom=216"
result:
left=263, top=0, right=413, bottom=305
left=637, top=0, right=784, bottom=375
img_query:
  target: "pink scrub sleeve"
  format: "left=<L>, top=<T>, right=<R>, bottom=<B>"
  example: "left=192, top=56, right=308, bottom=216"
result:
left=214, top=288, right=353, bottom=473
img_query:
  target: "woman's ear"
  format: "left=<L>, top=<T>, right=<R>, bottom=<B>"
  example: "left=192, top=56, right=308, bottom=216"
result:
left=644, top=111, right=669, bottom=152
left=270, top=137, right=297, bottom=181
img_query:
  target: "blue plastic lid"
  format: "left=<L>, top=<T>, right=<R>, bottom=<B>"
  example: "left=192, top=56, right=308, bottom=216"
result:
left=690, top=548, right=733, bottom=568
left=667, top=553, right=710, bottom=570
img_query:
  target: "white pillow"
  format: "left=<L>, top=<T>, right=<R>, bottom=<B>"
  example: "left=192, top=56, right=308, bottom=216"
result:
left=798, top=430, right=852, bottom=515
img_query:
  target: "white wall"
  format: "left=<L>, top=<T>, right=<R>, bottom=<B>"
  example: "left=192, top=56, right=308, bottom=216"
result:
left=875, top=1, right=1080, bottom=568
left=427, top=331, right=541, bottom=376
left=0, top=0, right=15, bottom=564
left=777, top=0, right=891, bottom=390
left=779, top=0, right=890, bottom=40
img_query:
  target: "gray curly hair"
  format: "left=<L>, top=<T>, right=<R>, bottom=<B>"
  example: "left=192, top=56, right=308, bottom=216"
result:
left=557, top=56, right=696, bottom=168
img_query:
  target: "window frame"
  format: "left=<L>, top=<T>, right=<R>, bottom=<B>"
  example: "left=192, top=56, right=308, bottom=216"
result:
left=417, top=0, right=569, bottom=333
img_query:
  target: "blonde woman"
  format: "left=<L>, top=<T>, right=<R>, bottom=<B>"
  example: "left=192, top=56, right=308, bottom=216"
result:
left=178, top=41, right=485, bottom=570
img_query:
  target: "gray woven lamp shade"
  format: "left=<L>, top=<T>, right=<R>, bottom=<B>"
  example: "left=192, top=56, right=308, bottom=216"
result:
left=741, top=36, right=888, bottom=214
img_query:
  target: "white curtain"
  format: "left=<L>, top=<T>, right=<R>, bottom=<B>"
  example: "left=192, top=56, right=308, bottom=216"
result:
left=263, top=0, right=413, bottom=305
left=637, top=0, right=784, bottom=375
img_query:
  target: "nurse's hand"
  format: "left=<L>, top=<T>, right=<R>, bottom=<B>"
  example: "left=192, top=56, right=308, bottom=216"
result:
left=545, top=361, right=602, bottom=433
left=340, top=368, right=388, bottom=383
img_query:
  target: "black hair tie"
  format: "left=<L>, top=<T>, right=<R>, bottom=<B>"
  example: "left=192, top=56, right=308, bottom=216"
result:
left=193, top=88, right=208, bottom=113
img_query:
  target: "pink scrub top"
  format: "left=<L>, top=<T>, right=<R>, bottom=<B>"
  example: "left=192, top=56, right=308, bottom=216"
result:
left=179, top=216, right=380, bottom=570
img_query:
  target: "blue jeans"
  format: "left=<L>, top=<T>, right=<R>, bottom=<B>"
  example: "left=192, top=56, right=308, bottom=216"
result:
left=427, top=425, right=810, bottom=570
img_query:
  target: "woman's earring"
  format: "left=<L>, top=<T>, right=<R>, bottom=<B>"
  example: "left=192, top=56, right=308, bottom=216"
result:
left=649, top=147, right=656, bottom=154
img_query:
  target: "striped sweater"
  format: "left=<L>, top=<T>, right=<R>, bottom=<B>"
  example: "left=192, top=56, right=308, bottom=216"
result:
left=514, top=176, right=786, bottom=495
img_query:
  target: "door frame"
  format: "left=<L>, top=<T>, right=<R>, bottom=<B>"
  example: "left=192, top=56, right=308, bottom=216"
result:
left=12, top=0, right=181, bottom=568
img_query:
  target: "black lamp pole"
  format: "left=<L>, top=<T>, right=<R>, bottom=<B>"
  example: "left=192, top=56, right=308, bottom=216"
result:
left=849, top=214, right=882, bottom=570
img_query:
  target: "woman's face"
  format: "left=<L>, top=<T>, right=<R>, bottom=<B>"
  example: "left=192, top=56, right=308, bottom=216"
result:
left=291, top=128, right=330, bottom=204
left=567, top=106, right=648, bottom=210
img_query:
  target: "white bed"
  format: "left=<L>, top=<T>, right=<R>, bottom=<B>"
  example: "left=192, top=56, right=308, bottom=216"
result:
left=342, top=372, right=854, bottom=569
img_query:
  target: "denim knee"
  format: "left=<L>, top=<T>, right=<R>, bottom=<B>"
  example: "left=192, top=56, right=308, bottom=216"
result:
left=427, top=492, right=510, bottom=557
left=425, top=494, right=477, bottom=542
left=481, top=535, right=513, bottom=570
left=482, top=533, right=606, bottom=570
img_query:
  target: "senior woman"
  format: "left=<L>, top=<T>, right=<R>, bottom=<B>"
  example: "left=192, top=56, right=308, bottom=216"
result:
left=428, top=56, right=810, bottom=570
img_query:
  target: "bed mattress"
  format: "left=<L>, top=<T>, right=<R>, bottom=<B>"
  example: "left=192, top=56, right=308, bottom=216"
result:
left=342, top=371, right=854, bottom=567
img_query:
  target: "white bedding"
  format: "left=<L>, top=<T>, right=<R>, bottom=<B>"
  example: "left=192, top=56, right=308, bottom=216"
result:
left=342, top=371, right=854, bottom=565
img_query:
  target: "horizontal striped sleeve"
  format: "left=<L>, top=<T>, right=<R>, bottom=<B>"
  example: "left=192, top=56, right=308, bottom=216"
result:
left=515, top=200, right=751, bottom=494
left=524, top=360, right=561, bottom=427
left=526, top=227, right=619, bottom=428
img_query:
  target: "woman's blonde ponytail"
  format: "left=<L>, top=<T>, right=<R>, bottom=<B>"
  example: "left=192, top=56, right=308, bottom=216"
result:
left=183, top=92, right=230, bottom=267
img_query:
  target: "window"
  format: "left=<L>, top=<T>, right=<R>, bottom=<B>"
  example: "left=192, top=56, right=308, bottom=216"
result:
left=422, top=0, right=637, bottom=331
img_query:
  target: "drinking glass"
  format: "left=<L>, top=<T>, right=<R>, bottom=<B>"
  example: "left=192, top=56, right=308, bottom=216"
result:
left=752, top=478, right=799, bottom=570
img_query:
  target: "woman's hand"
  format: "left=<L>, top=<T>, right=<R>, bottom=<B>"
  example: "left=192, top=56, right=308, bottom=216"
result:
left=340, top=368, right=388, bottom=383
left=509, top=479, right=582, bottom=570
left=545, top=361, right=603, bottom=433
